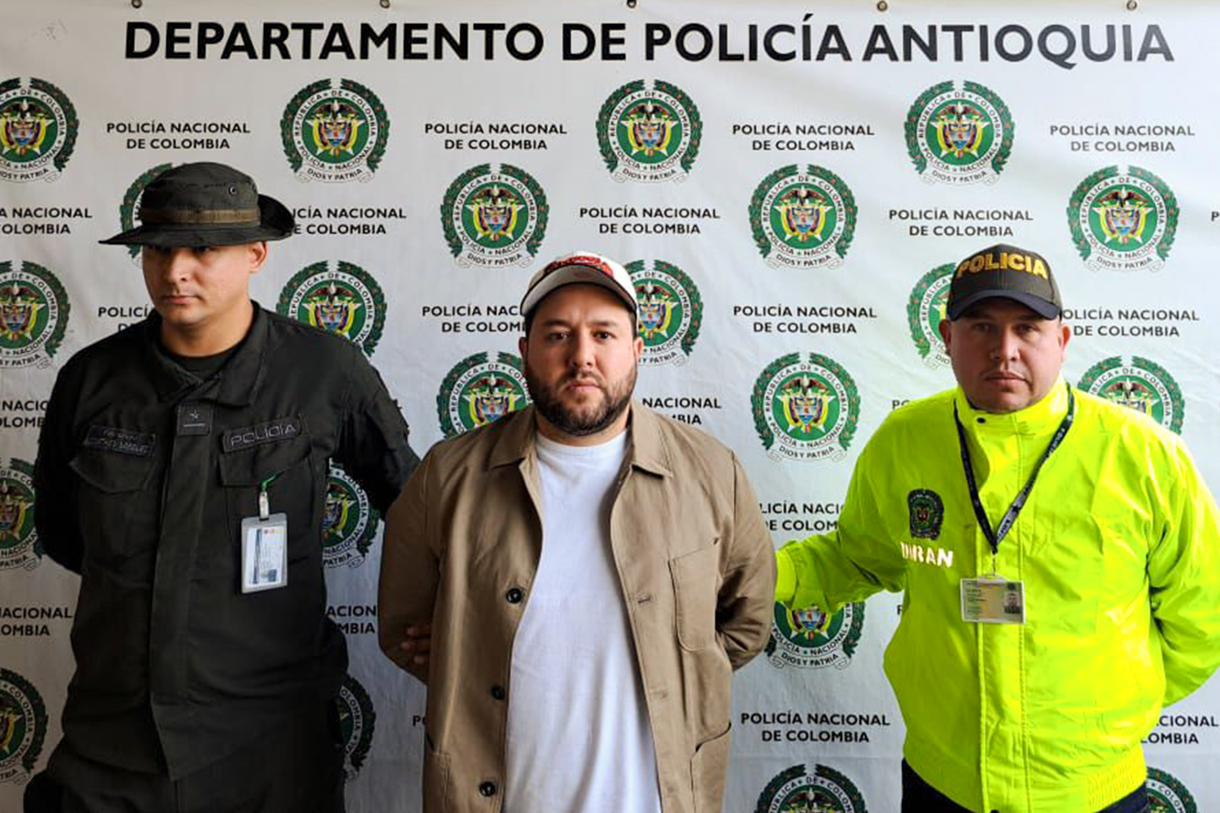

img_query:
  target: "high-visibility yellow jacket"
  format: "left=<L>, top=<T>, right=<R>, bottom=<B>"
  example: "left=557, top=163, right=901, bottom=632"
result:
left=776, top=381, right=1220, bottom=813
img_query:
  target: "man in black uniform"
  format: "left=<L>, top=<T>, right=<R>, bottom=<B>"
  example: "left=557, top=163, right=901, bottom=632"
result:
left=26, top=162, right=418, bottom=813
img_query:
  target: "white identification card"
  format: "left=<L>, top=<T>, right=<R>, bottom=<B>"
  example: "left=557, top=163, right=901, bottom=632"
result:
left=960, top=577, right=1025, bottom=624
left=241, top=514, right=288, bottom=593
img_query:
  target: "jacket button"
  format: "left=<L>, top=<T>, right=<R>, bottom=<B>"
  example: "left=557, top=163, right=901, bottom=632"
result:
left=479, top=781, right=497, bottom=797
left=505, top=587, right=524, bottom=604
left=490, top=685, right=506, bottom=700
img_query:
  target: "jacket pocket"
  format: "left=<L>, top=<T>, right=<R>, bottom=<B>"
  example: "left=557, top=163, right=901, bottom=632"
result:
left=218, top=426, right=314, bottom=561
left=690, top=723, right=731, bottom=813
left=69, top=447, right=157, bottom=561
left=670, top=542, right=720, bottom=651
left=217, top=427, right=312, bottom=487
left=422, top=733, right=450, bottom=813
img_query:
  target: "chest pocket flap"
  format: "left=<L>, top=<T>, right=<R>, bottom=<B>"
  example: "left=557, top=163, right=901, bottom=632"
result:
left=218, top=429, right=312, bottom=486
left=69, top=447, right=156, bottom=493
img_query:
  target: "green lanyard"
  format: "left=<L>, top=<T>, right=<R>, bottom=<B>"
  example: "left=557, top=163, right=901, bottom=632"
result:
left=258, top=475, right=278, bottom=520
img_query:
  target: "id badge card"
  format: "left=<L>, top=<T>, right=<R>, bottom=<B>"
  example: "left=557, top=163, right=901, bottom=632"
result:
left=960, top=577, right=1025, bottom=624
left=241, top=514, right=288, bottom=593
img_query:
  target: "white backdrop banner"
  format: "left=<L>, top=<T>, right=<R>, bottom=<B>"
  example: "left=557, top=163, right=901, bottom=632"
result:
left=1, top=1, right=1217, bottom=811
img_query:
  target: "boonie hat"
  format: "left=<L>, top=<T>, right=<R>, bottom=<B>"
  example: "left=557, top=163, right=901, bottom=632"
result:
left=520, top=251, right=638, bottom=316
left=100, top=162, right=294, bottom=248
left=946, top=243, right=1062, bottom=320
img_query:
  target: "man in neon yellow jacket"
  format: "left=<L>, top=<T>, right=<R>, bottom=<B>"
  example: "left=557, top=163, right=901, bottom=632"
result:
left=776, top=244, right=1220, bottom=813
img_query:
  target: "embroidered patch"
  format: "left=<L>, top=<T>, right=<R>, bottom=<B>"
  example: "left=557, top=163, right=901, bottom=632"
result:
left=223, top=417, right=302, bottom=453
left=82, top=425, right=155, bottom=457
left=176, top=402, right=212, bottom=436
left=908, top=489, right=944, bottom=540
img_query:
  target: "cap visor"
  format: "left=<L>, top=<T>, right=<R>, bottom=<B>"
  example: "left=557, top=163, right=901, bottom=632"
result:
left=947, top=290, right=1060, bottom=320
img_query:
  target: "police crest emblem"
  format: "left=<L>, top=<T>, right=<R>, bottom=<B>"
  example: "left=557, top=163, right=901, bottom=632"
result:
left=335, top=674, right=375, bottom=781
left=0, top=77, right=77, bottom=183
left=281, top=79, right=389, bottom=183
left=0, top=261, right=69, bottom=369
left=597, top=79, right=701, bottom=183
left=437, top=352, right=531, bottom=438
left=755, top=763, right=870, bottom=813
left=906, top=263, right=954, bottom=369
left=1068, top=165, right=1177, bottom=272
left=627, top=259, right=703, bottom=366
left=277, top=260, right=386, bottom=356
left=749, top=165, right=857, bottom=269
left=766, top=600, right=865, bottom=671
left=1079, top=356, right=1184, bottom=434
left=1145, top=767, right=1197, bottom=813
left=907, top=489, right=944, bottom=540
left=0, top=668, right=47, bottom=785
left=0, top=459, right=40, bottom=571
left=442, top=164, right=548, bottom=267
left=905, top=80, right=1013, bottom=185
left=321, top=464, right=378, bottom=569
left=752, top=353, right=859, bottom=462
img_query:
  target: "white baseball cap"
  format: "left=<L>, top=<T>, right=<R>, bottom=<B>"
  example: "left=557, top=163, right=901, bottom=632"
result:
left=520, top=251, right=638, bottom=317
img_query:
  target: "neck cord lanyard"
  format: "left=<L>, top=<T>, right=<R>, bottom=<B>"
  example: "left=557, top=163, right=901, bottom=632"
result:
left=952, top=385, right=1075, bottom=575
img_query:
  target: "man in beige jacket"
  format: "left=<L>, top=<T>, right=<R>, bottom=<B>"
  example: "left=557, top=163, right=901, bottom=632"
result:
left=379, top=251, right=775, bottom=813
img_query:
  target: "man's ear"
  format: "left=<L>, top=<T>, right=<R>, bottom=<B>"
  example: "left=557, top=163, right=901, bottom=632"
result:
left=938, top=318, right=953, bottom=353
left=247, top=241, right=269, bottom=276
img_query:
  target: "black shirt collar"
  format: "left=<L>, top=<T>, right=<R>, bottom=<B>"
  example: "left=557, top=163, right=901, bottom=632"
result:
left=145, top=302, right=270, bottom=407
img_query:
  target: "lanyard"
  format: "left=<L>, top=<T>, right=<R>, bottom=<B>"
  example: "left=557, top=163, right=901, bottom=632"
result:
left=953, top=385, right=1074, bottom=559
left=258, top=475, right=278, bottom=520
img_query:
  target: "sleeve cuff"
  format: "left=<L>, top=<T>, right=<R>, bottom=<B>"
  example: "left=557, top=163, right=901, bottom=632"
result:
left=774, top=547, right=796, bottom=606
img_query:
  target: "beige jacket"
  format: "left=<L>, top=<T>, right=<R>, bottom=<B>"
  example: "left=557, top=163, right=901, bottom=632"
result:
left=379, top=403, right=775, bottom=813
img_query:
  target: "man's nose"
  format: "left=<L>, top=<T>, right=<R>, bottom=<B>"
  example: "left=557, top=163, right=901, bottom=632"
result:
left=990, top=328, right=1020, bottom=360
left=569, top=331, right=596, bottom=367
left=159, top=248, right=194, bottom=279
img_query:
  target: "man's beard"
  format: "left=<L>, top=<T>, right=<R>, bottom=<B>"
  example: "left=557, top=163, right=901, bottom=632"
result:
left=527, top=366, right=636, bottom=437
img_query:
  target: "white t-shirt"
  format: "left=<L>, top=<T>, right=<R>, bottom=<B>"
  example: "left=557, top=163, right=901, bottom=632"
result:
left=503, top=429, right=663, bottom=813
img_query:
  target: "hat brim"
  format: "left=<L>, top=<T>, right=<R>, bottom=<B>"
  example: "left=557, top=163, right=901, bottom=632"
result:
left=99, top=194, right=294, bottom=248
left=947, top=290, right=1060, bottom=321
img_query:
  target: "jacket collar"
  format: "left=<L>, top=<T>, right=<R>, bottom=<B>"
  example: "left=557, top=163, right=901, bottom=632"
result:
left=487, top=400, right=672, bottom=477
left=955, top=377, right=1071, bottom=440
left=144, top=302, right=269, bottom=406
left=624, top=402, right=673, bottom=477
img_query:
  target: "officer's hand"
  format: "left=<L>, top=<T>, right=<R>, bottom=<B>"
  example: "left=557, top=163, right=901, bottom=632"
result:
left=399, top=623, right=431, bottom=667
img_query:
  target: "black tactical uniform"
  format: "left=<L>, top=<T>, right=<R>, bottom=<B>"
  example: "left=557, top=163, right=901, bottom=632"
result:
left=33, top=305, right=418, bottom=806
